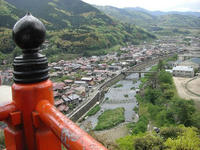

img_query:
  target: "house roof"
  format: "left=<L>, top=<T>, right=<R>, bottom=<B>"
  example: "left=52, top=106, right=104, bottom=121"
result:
left=81, top=77, right=93, bottom=81
left=55, top=99, right=64, bottom=106
left=74, top=81, right=87, bottom=84
left=53, top=82, right=65, bottom=90
left=68, top=94, right=80, bottom=100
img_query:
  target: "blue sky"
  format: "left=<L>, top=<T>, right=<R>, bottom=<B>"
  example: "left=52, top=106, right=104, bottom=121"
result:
left=82, top=0, right=200, bottom=12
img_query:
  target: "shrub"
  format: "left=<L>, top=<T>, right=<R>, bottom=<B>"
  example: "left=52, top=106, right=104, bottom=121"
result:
left=114, top=84, right=123, bottom=88
left=134, top=134, right=164, bottom=150
left=160, top=126, right=183, bottom=140
left=95, top=107, right=125, bottom=130
left=87, top=104, right=101, bottom=116
left=128, top=116, right=148, bottom=134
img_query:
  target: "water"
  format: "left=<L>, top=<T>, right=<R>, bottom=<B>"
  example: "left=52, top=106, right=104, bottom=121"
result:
left=81, top=73, right=142, bottom=129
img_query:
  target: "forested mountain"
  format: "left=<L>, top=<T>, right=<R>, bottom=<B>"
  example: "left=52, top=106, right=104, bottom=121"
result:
left=95, top=6, right=156, bottom=28
left=0, top=0, right=155, bottom=63
left=96, top=6, right=200, bottom=29
left=124, top=7, right=200, bottom=17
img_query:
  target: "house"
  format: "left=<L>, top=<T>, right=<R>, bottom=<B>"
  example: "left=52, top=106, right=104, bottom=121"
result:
left=172, top=66, right=194, bottom=77
left=53, top=82, right=65, bottom=92
left=53, top=91, right=60, bottom=99
left=54, top=99, right=64, bottom=106
left=68, top=94, right=82, bottom=106
left=81, top=77, right=95, bottom=86
left=74, top=81, right=88, bottom=87
left=57, top=105, right=66, bottom=112
left=62, top=95, right=71, bottom=103
left=93, top=70, right=109, bottom=75
left=74, top=86, right=86, bottom=97
left=108, top=66, right=122, bottom=71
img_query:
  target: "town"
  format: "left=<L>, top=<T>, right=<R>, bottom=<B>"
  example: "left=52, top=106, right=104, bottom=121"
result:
left=1, top=35, right=200, bottom=116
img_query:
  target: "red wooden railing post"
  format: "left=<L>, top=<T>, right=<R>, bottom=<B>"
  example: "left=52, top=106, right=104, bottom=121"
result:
left=0, top=13, right=107, bottom=150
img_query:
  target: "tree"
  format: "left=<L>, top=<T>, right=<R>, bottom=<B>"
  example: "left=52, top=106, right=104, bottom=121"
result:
left=157, top=60, right=164, bottom=71
left=164, top=126, right=200, bottom=149
left=191, top=112, right=200, bottom=129
left=158, top=70, right=172, bottom=84
left=147, top=72, right=159, bottom=88
left=170, top=99, right=195, bottom=126
left=144, top=88, right=161, bottom=104
left=134, top=134, right=164, bottom=150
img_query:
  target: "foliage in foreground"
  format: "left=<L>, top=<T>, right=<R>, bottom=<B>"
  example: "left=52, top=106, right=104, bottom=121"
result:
left=135, top=60, right=200, bottom=128
left=95, top=107, right=125, bottom=131
left=87, top=104, right=101, bottom=116
left=117, top=126, right=200, bottom=150
left=117, top=59, right=200, bottom=150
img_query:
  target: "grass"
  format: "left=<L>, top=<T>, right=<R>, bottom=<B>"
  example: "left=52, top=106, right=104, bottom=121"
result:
left=131, top=87, right=135, bottom=90
left=124, top=94, right=129, bottom=98
left=114, top=84, right=123, bottom=88
left=95, top=107, right=125, bottom=131
left=87, top=104, right=101, bottom=116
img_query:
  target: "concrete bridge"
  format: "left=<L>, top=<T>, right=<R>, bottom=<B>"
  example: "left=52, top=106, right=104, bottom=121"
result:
left=122, top=71, right=156, bottom=78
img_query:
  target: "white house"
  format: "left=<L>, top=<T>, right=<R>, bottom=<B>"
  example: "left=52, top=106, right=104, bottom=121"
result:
left=172, top=66, right=194, bottom=77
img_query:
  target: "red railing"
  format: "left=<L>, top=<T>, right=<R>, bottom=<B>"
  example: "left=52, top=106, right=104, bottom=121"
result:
left=0, top=13, right=107, bottom=150
left=0, top=80, right=107, bottom=150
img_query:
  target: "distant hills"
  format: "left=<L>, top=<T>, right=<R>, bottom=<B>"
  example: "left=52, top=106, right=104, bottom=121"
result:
left=95, top=6, right=200, bottom=29
left=0, top=0, right=156, bottom=63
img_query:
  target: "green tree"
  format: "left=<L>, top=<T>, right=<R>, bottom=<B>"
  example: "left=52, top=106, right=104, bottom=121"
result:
left=144, top=88, right=161, bottom=104
left=164, top=126, right=200, bottom=150
left=158, top=70, right=172, bottom=84
left=134, top=134, right=164, bottom=150
left=170, top=99, right=195, bottom=126
left=157, top=59, right=164, bottom=71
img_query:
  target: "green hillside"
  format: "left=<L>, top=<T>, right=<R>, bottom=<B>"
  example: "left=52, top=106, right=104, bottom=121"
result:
left=95, top=6, right=156, bottom=29
left=0, top=0, right=156, bottom=63
left=96, top=6, right=200, bottom=29
left=158, top=14, right=200, bottom=27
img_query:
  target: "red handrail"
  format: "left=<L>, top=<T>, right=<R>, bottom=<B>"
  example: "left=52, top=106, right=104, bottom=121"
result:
left=0, top=102, right=16, bottom=121
left=36, top=100, right=107, bottom=150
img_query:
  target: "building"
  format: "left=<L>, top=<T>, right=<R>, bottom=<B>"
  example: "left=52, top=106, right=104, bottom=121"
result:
left=172, top=66, right=194, bottom=77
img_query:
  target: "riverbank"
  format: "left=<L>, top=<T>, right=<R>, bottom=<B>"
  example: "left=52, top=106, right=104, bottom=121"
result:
left=117, top=60, right=200, bottom=150
left=80, top=73, right=141, bottom=130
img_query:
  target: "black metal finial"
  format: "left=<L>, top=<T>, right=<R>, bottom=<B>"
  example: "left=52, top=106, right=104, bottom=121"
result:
left=12, top=13, right=49, bottom=84
left=13, top=12, right=46, bottom=52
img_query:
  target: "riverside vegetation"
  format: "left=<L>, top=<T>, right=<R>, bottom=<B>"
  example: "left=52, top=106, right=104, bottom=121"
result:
left=95, top=107, right=125, bottom=131
left=86, top=104, right=101, bottom=117
left=117, top=60, right=200, bottom=149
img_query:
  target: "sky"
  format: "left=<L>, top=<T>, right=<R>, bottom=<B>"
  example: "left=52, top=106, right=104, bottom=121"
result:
left=82, top=0, right=200, bottom=12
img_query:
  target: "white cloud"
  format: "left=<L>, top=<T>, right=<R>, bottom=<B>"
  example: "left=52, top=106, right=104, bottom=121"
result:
left=82, top=0, right=200, bottom=12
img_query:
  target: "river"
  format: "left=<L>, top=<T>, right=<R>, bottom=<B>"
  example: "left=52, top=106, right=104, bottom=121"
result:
left=80, top=72, right=145, bottom=130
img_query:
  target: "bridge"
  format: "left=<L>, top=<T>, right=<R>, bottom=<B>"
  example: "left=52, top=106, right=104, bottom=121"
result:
left=122, top=71, right=156, bottom=78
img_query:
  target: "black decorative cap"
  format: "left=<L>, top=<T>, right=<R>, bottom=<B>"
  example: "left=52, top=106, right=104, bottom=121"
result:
left=12, top=13, right=49, bottom=84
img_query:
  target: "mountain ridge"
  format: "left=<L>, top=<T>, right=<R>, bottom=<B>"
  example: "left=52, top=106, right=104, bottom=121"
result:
left=0, top=0, right=156, bottom=63
left=95, top=6, right=200, bottom=29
